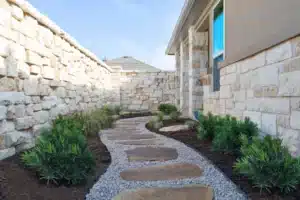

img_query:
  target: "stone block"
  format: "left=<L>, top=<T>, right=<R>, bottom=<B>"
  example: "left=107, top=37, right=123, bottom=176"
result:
left=234, top=90, right=246, bottom=102
left=278, top=127, right=300, bottom=155
left=42, top=66, right=55, bottom=80
left=280, top=56, right=300, bottom=74
left=26, top=104, right=34, bottom=116
left=220, top=73, right=236, bottom=86
left=266, top=41, right=292, bottom=65
left=33, top=111, right=49, bottom=124
left=30, top=65, right=40, bottom=75
left=277, top=115, right=290, bottom=128
left=4, top=131, right=32, bottom=148
left=279, top=71, right=300, bottom=96
left=32, top=104, right=42, bottom=111
left=291, top=97, right=300, bottom=111
left=261, top=113, right=277, bottom=136
left=26, top=50, right=42, bottom=65
left=239, top=52, right=265, bottom=73
left=259, top=98, right=290, bottom=114
left=15, top=116, right=34, bottom=130
left=23, top=78, right=38, bottom=95
left=291, top=111, right=300, bottom=130
left=253, top=86, right=278, bottom=97
left=52, top=87, right=66, bottom=98
left=11, top=4, right=24, bottom=21
left=0, top=92, right=25, bottom=105
left=220, top=85, right=232, bottom=99
left=251, top=63, right=279, bottom=88
left=33, top=122, right=51, bottom=136
left=0, top=148, right=15, bottom=160
left=0, top=120, right=15, bottom=134
left=5, top=56, right=18, bottom=77
left=0, top=106, right=7, bottom=120
left=243, top=111, right=262, bottom=129
left=14, top=105, right=25, bottom=118
left=0, top=56, right=6, bottom=76
left=0, top=77, right=17, bottom=92
left=0, top=36, right=9, bottom=57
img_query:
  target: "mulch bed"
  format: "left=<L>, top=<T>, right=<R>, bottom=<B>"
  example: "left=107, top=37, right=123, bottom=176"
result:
left=119, top=111, right=153, bottom=119
left=146, top=120, right=300, bottom=200
left=0, top=136, right=111, bottom=200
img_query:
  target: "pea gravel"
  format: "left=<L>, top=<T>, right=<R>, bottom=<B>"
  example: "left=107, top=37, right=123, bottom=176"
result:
left=85, top=117, right=247, bottom=200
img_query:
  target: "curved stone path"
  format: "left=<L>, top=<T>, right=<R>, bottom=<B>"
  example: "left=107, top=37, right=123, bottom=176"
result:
left=86, top=117, right=247, bottom=200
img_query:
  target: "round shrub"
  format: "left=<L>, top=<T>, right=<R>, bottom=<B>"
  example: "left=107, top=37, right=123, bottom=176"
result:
left=22, top=115, right=95, bottom=185
left=158, top=104, right=178, bottom=115
left=235, top=135, right=300, bottom=194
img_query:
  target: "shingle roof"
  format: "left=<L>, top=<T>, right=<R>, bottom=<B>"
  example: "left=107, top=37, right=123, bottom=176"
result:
left=105, top=56, right=161, bottom=72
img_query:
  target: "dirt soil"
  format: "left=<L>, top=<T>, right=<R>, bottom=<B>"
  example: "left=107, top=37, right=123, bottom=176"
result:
left=146, top=120, right=300, bottom=200
left=0, top=136, right=111, bottom=200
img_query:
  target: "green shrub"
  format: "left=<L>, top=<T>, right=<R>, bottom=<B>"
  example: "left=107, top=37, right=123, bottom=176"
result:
left=148, top=116, right=163, bottom=130
left=158, top=104, right=178, bottom=115
left=235, top=135, right=300, bottom=194
left=212, top=116, right=259, bottom=153
left=22, top=116, right=95, bottom=185
left=157, top=111, right=165, bottom=122
left=169, top=111, right=181, bottom=120
left=185, top=120, right=199, bottom=129
left=196, top=112, right=219, bottom=140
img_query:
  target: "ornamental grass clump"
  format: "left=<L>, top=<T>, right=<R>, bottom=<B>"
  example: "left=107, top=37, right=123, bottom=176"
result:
left=235, top=135, right=300, bottom=194
left=196, top=112, right=220, bottom=140
left=158, top=103, right=178, bottom=115
left=22, top=115, right=95, bottom=185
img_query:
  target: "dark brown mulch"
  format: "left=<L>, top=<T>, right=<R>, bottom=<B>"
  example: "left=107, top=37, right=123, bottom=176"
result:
left=0, top=136, right=111, bottom=200
left=146, top=120, right=300, bottom=200
left=119, top=112, right=153, bottom=119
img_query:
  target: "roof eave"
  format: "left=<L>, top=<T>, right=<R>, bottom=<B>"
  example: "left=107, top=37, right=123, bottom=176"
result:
left=165, top=0, right=196, bottom=55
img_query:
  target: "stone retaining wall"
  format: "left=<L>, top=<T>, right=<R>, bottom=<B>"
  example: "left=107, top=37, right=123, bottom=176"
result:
left=203, top=35, right=300, bottom=156
left=119, top=71, right=176, bottom=111
left=0, top=0, right=116, bottom=159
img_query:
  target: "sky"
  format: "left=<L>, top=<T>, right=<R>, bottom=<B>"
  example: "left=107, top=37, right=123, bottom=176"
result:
left=28, top=0, right=184, bottom=71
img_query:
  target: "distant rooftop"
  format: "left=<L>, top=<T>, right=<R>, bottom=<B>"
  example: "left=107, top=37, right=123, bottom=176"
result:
left=105, top=56, right=161, bottom=72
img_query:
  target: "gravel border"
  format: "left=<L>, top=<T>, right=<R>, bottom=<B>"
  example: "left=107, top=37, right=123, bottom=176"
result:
left=86, top=117, right=247, bottom=200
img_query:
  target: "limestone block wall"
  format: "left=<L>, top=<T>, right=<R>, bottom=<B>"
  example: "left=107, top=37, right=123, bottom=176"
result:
left=0, top=0, right=116, bottom=159
left=203, top=35, right=300, bottom=156
left=119, top=71, right=176, bottom=111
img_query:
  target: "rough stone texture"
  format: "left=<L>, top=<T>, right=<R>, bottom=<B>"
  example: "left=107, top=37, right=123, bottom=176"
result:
left=112, top=186, right=213, bottom=200
left=159, top=125, right=189, bottom=132
left=126, top=147, right=178, bottom=162
left=192, top=36, right=300, bottom=155
left=120, top=163, right=203, bottom=181
left=117, top=139, right=160, bottom=146
left=107, top=134, right=156, bottom=141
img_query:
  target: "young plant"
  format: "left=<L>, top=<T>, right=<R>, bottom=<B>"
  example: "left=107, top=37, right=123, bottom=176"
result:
left=196, top=112, right=219, bottom=140
left=235, top=135, right=300, bottom=194
left=158, top=104, right=178, bottom=115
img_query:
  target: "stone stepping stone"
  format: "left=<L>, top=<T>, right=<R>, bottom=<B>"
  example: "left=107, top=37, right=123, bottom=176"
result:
left=107, top=134, right=156, bottom=141
left=117, top=139, right=161, bottom=146
left=112, top=185, right=213, bottom=200
left=126, top=147, right=178, bottom=162
left=120, top=163, right=202, bottom=181
left=159, top=124, right=189, bottom=132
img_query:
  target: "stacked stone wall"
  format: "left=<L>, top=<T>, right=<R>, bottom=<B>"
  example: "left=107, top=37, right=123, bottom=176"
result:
left=203, top=36, right=300, bottom=156
left=119, top=71, right=176, bottom=111
left=0, top=0, right=116, bottom=159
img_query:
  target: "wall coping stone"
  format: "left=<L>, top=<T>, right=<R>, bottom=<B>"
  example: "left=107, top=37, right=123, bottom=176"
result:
left=8, top=0, right=112, bottom=72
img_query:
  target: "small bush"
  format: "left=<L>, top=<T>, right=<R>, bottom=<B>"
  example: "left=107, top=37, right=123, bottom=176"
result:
left=169, top=111, right=181, bottom=121
left=22, top=116, right=95, bottom=185
left=157, top=111, right=165, bottom=122
left=212, top=116, right=259, bottom=153
left=185, top=120, right=199, bottom=129
left=235, top=135, right=300, bottom=194
left=158, top=104, right=178, bottom=115
left=196, top=112, right=219, bottom=140
left=148, top=116, right=163, bottom=130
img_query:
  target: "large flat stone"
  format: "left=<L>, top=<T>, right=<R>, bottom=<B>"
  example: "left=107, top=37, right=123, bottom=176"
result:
left=126, top=147, right=178, bottom=162
left=159, top=125, right=189, bottom=132
left=117, top=139, right=161, bottom=146
left=120, top=163, right=202, bottom=181
left=112, top=185, right=213, bottom=200
left=107, top=134, right=156, bottom=141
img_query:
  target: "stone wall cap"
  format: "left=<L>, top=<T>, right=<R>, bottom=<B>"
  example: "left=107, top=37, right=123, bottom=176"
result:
left=7, top=0, right=112, bottom=72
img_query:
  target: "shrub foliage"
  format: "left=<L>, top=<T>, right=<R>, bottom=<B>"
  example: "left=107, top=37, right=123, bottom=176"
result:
left=158, top=104, right=178, bottom=115
left=235, top=135, right=300, bottom=194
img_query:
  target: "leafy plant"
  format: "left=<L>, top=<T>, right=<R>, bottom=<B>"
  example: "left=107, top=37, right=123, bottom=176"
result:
left=158, top=104, right=178, bottom=115
left=169, top=111, right=181, bottom=120
left=196, top=112, right=219, bottom=140
left=235, top=135, right=300, bottom=194
left=148, top=116, right=163, bottom=130
left=157, top=111, right=165, bottom=122
left=212, top=116, right=259, bottom=153
left=22, top=117, right=95, bottom=185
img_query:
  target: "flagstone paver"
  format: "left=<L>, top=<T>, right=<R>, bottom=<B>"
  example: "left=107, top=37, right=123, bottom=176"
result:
left=159, top=124, right=189, bottom=132
left=120, top=163, right=202, bottom=181
left=126, top=147, right=178, bottom=162
left=86, top=116, right=247, bottom=200
left=117, top=139, right=161, bottom=146
left=112, top=185, right=213, bottom=200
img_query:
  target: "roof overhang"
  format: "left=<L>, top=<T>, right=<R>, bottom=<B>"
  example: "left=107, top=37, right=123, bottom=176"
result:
left=166, top=0, right=211, bottom=55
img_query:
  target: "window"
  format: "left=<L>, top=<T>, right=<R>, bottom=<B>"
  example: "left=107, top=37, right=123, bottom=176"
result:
left=212, top=0, right=224, bottom=91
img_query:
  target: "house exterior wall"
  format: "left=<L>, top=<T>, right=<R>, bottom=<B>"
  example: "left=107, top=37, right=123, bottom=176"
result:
left=224, top=0, right=300, bottom=67
left=203, top=36, right=300, bottom=156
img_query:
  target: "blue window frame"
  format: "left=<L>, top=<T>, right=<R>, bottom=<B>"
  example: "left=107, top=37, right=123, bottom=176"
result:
left=212, top=0, right=224, bottom=91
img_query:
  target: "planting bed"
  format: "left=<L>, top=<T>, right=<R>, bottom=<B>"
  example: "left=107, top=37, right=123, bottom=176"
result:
left=146, top=120, right=300, bottom=200
left=0, top=136, right=111, bottom=200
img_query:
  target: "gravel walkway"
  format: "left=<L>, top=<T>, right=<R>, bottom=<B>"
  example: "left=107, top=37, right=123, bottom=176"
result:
left=86, top=117, right=247, bottom=200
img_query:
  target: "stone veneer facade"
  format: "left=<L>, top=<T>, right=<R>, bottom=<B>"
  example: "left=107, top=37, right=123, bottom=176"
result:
left=0, top=0, right=176, bottom=159
left=176, top=32, right=300, bottom=156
